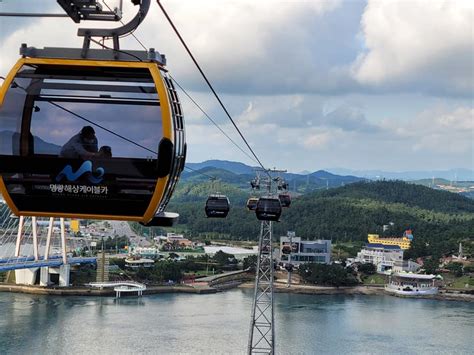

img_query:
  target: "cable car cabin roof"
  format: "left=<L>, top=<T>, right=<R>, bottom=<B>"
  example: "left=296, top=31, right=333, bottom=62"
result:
left=206, top=195, right=230, bottom=207
left=0, top=57, right=186, bottom=224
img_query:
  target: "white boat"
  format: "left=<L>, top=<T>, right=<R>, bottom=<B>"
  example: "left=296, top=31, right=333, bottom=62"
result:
left=385, top=272, right=439, bottom=296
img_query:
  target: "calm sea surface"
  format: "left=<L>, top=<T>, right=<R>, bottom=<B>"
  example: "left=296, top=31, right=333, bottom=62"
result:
left=0, top=289, right=472, bottom=355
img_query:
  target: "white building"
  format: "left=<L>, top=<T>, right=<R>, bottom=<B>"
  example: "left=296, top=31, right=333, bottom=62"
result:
left=355, top=243, right=404, bottom=273
left=279, top=236, right=331, bottom=266
left=392, top=260, right=421, bottom=273
left=131, top=246, right=163, bottom=259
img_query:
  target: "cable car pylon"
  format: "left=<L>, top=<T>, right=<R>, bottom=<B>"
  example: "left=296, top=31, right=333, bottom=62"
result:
left=248, top=219, right=275, bottom=355
left=248, top=168, right=286, bottom=355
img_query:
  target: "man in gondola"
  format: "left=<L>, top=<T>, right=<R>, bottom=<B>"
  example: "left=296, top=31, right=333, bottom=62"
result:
left=60, top=126, right=98, bottom=159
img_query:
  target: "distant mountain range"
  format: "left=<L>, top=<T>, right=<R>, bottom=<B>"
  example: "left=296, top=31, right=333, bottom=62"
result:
left=326, top=167, right=474, bottom=181
left=183, top=160, right=474, bottom=197
left=0, top=130, right=61, bottom=155
left=183, top=160, right=365, bottom=193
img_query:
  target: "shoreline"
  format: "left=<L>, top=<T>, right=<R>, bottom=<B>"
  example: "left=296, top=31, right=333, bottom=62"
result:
left=0, top=283, right=217, bottom=296
left=1, top=281, right=472, bottom=302
left=239, top=282, right=474, bottom=302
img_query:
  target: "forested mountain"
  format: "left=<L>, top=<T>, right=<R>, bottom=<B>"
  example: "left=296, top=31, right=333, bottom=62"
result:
left=185, top=160, right=257, bottom=175
left=181, top=163, right=364, bottom=193
left=166, top=180, right=474, bottom=258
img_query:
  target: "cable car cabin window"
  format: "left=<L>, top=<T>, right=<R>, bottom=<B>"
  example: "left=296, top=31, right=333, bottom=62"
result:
left=205, top=196, right=230, bottom=218
left=0, top=63, right=172, bottom=218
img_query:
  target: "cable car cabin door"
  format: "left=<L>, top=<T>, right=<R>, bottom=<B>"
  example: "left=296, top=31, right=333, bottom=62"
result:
left=0, top=58, right=185, bottom=223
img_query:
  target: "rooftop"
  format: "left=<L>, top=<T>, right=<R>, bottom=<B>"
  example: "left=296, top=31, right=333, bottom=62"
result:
left=365, top=243, right=402, bottom=250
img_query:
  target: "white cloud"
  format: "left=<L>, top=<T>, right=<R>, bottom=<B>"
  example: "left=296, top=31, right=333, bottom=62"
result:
left=352, top=0, right=474, bottom=96
left=387, top=106, right=474, bottom=154
left=302, top=130, right=334, bottom=149
left=0, top=1, right=472, bottom=171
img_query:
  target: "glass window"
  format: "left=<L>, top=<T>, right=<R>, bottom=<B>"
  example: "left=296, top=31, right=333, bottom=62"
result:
left=0, top=77, right=31, bottom=155
left=2, top=64, right=163, bottom=159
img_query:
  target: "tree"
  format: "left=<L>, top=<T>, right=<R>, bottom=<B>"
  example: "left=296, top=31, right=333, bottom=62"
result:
left=358, top=263, right=376, bottom=275
left=445, top=262, right=464, bottom=277
left=422, top=257, right=439, bottom=274
left=243, top=255, right=258, bottom=271
left=299, top=263, right=358, bottom=286
left=213, top=250, right=236, bottom=266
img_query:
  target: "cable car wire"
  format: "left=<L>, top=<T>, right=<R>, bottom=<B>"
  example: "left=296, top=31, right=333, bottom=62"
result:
left=102, top=4, right=261, bottom=167
left=102, top=0, right=149, bottom=50
left=169, top=75, right=259, bottom=165
left=156, top=0, right=269, bottom=175
left=49, top=100, right=216, bottom=180
left=47, top=101, right=157, bottom=155
left=88, top=37, right=145, bottom=62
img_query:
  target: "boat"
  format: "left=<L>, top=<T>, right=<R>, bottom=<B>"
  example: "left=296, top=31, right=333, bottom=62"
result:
left=385, top=272, right=439, bottom=296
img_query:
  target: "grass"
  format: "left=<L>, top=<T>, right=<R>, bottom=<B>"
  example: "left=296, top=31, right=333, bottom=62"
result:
left=447, top=275, right=474, bottom=289
left=362, top=274, right=386, bottom=285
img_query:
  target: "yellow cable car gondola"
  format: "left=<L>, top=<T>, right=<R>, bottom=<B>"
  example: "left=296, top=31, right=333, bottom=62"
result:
left=0, top=49, right=185, bottom=225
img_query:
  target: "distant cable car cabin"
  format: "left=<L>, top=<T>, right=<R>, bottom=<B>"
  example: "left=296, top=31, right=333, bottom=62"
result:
left=246, top=197, right=259, bottom=211
left=255, top=197, right=282, bottom=221
left=205, top=195, right=230, bottom=218
left=0, top=46, right=186, bottom=225
left=278, top=193, right=291, bottom=208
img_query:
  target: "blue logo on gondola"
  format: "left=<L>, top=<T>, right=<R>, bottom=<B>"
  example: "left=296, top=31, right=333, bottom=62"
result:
left=56, top=161, right=104, bottom=184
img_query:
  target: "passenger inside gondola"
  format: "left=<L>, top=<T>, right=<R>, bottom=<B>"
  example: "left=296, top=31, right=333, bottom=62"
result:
left=98, top=145, right=112, bottom=158
left=59, top=126, right=98, bottom=159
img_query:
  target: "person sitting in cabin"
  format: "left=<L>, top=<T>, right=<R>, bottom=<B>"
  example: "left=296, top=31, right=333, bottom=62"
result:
left=59, top=126, right=98, bottom=159
left=98, top=145, right=112, bottom=158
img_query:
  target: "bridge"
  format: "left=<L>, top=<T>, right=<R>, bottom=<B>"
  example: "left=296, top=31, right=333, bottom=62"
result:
left=89, top=281, right=146, bottom=298
left=0, top=257, right=96, bottom=272
left=0, top=211, right=97, bottom=286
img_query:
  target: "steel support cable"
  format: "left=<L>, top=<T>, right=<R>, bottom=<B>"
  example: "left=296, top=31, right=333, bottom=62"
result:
left=169, top=75, right=259, bottom=165
left=48, top=101, right=216, bottom=180
left=89, top=14, right=260, bottom=176
left=156, top=0, right=269, bottom=176
left=98, top=11, right=262, bottom=167
left=0, top=217, right=17, bottom=261
left=71, top=39, right=220, bottom=180
left=1, top=215, right=19, bottom=258
left=102, top=0, right=149, bottom=50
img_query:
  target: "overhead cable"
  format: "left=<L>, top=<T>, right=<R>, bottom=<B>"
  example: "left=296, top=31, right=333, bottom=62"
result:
left=156, top=0, right=268, bottom=174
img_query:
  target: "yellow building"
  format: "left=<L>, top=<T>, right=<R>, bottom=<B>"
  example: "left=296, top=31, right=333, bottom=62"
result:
left=367, top=230, right=413, bottom=250
left=70, top=219, right=80, bottom=233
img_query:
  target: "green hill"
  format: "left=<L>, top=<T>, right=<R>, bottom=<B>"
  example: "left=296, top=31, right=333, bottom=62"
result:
left=164, top=180, right=474, bottom=258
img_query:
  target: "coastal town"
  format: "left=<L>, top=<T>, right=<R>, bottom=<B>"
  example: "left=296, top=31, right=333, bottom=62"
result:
left=1, top=217, right=472, bottom=302
left=0, top=1, right=472, bottom=354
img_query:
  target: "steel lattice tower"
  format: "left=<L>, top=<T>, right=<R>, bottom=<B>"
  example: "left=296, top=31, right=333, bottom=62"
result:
left=248, top=220, right=275, bottom=354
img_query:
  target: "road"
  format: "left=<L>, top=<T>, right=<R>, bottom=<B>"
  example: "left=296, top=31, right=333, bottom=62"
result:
left=109, top=221, right=150, bottom=247
left=109, top=221, right=134, bottom=237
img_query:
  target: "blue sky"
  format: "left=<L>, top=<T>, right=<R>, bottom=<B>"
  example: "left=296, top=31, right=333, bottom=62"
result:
left=0, top=0, right=472, bottom=173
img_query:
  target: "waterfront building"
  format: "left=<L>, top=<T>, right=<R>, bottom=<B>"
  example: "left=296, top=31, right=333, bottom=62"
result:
left=385, top=272, right=439, bottom=296
left=279, top=236, right=331, bottom=266
left=125, top=257, right=154, bottom=268
left=355, top=244, right=404, bottom=273
left=392, top=260, right=422, bottom=273
left=130, top=246, right=163, bottom=259
left=367, top=229, right=413, bottom=250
